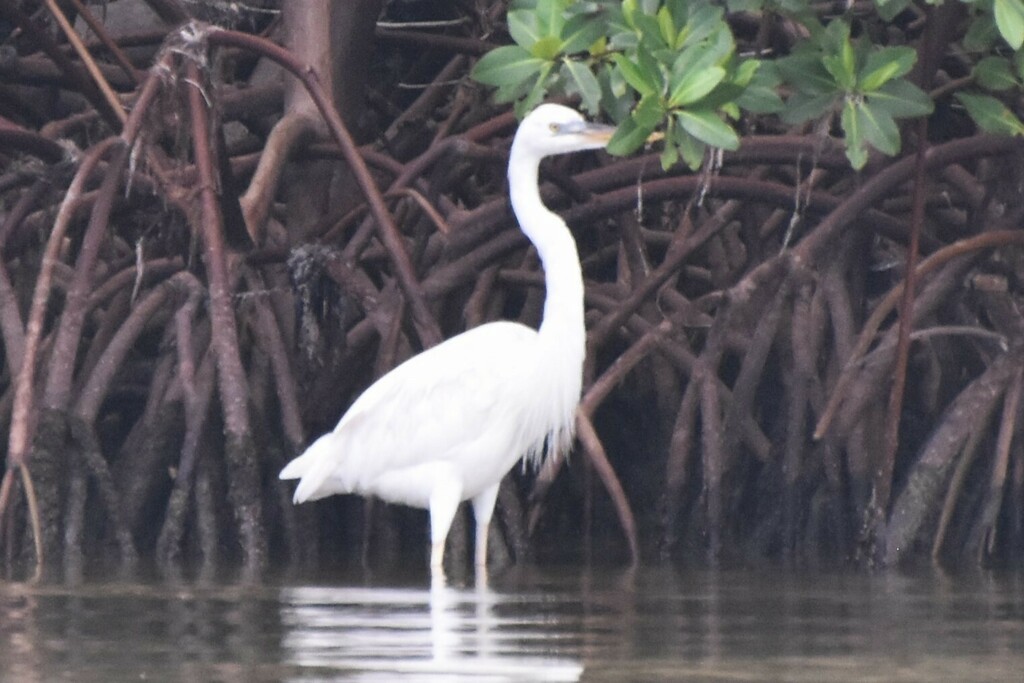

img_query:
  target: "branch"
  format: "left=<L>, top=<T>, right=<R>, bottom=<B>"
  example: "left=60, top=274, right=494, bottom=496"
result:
left=205, top=25, right=443, bottom=347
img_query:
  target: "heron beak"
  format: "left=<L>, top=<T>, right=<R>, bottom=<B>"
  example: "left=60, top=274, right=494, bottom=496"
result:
left=579, top=124, right=663, bottom=146
left=580, top=122, right=616, bottom=145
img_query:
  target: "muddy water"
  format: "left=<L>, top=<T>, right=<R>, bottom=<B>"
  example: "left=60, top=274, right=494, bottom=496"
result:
left=2, top=567, right=1022, bottom=682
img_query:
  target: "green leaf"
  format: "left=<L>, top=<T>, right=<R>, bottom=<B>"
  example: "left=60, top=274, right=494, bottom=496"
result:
left=622, top=0, right=639, bottom=29
left=632, top=93, right=665, bottom=129
left=606, top=116, right=656, bottom=156
left=776, top=52, right=837, bottom=96
left=736, top=84, right=784, bottom=113
left=612, top=53, right=659, bottom=97
left=657, top=5, right=677, bottom=47
left=536, top=0, right=568, bottom=38
left=956, top=92, right=1024, bottom=135
left=736, top=62, right=784, bottom=113
left=508, top=10, right=543, bottom=50
left=733, top=59, right=761, bottom=88
left=634, top=12, right=669, bottom=51
left=727, top=0, right=763, bottom=11
left=782, top=91, right=840, bottom=124
left=859, top=46, right=917, bottom=92
left=514, top=61, right=555, bottom=117
left=840, top=98, right=868, bottom=169
left=605, top=63, right=628, bottom=99
left=678, top=129, right=706, bottom=169
left=822, top=35, right=857, bottom=91
left=876, top=0, right=913, bottom=21
left=608, top=28, right=639, bottom=51
left=562, top=60, right=602, bottom=114
left=493, top=79, right=532, bottom=105
left=675, top=109, right=739, bottom=149
left=692, top=24, right=736, bottom=72
left=856, top=101, right=900, bottom=156
left=665, top=0, right=688, bottom=26
left=560, top=14, right=608, bottom=54
left=821, top=18, right=851, bottom=54
left=472, top=46, right=546, bottom=87
left=994, top=0, right=1024, bottom=49
left=975, top=56, right=1020, bottom=91
left=677, top=3, right=726, bottom=50
left=670, top=44, right=705, bottom=85
left=668, top=66, right=726, bottom=106
left=530, top=35, right=562, bottom=60
left=599, top=68, right=634, bottom=123
left=621, top=0, right=662, bottom=43
left=867, top=79, right=933, bottom=118
left=659, top=145, right=679, bottom=171
left=965, top=13, right=999, bottom=52
left=670, top=34, right=734, bottom=89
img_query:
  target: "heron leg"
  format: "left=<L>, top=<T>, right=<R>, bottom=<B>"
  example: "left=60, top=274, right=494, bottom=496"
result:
left=429, top=477, right=463, bottom=573
left=471, top=483, right=500, bottom=568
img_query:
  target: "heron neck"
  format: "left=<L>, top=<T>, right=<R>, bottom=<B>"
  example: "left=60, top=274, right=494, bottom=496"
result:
left=507, top=150, right=586, bottom=348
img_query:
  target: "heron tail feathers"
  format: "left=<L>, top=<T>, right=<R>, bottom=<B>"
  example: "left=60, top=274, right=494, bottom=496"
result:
left=279, top=432, right=342, bottom=503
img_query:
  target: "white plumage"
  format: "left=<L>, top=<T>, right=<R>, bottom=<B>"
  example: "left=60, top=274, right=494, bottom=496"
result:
left=280, top=104, right=615, bottom=573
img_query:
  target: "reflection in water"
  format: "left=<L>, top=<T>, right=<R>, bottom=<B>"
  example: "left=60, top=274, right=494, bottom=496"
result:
left=0, top=582, right=287, bottom=683
left=279, top=577, right=583, bottom=681
left=1, top=568, right=1024, bottom=681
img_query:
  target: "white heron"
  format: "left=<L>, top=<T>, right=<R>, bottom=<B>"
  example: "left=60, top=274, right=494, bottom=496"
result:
left=279, top=104, right=615, bottom=573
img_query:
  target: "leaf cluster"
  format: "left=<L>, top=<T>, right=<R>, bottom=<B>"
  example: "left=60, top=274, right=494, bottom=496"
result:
left=775, top=18, right=932, bottom=168
left=474, top=0, right=778, bottom=169
left=472, top=0, right=1024, bottom=171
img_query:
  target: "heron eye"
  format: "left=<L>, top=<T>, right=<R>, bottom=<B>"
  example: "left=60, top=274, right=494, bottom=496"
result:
left=549, top=123, right=560, bottom=133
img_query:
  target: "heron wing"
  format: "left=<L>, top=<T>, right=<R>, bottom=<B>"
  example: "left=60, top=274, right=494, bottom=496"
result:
left=286, top=321, right=538, bottom=503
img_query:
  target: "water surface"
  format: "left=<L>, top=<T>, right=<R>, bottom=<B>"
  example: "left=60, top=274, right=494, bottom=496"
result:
left=2, top=567, right=1022, bottom=682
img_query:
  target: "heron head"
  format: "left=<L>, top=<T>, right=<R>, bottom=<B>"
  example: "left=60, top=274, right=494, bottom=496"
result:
left=513, top=103, right=615, bottom=159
